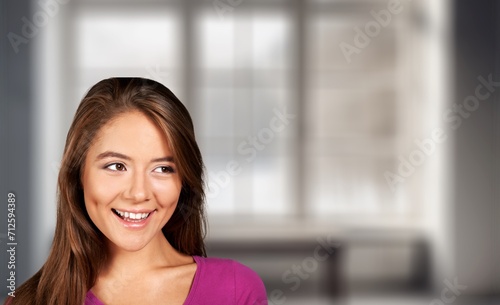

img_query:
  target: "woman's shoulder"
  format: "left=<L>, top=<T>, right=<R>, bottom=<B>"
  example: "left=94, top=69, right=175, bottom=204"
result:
left=187, top=256, right=268, bottom=305
left=194, top=255, right=251, bottom=271
left=193, top=255, right=264, bottom=286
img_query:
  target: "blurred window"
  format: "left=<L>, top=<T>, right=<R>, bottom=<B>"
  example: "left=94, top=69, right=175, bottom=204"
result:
left=69, top=0, right=433, bottom=223
left=195, top=9, right=294, bottom=216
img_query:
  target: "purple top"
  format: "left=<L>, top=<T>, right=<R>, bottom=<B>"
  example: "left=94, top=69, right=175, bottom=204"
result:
left=85, top=256, right=268, bottom=305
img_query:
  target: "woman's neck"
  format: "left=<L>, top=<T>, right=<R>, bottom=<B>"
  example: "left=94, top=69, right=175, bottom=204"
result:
left=90, top=233, right=196, bottom=304
left=101, top=232, right=187, bottom=278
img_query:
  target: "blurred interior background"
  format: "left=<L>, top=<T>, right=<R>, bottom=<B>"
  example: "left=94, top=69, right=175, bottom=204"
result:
left=1, top=0, right=500, bottom=304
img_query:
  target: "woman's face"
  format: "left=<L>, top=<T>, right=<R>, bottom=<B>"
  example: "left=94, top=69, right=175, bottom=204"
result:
left=82, top=110, right=182, bottom=252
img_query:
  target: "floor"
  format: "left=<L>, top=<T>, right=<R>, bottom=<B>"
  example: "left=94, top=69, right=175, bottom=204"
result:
left=281, top=295, right=500, bottom=305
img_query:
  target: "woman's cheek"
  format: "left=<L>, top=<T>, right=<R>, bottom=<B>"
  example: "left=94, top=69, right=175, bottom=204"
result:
left=88, top=175, right=122, bottom=205
left=151, top=179, right=181, bottom=205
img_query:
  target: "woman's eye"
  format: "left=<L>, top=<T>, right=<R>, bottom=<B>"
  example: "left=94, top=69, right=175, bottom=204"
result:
left=153, top=166, right=174, bottom=174
left=106, top=163, right=126, bottom=171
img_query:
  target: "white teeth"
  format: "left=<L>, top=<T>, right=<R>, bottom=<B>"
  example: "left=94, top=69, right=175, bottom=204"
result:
left=113, top=209, right=150, bottom=221
left=130, top=212, right=144, bottom=219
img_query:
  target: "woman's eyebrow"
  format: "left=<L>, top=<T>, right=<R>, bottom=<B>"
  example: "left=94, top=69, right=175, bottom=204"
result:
left=95, top=151, right=131, bottom=161
left=151, top=156, right=175, bottom=163
left=95, top=151, right=174, bottom=163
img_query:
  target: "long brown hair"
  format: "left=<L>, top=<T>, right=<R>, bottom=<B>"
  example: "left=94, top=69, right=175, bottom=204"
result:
left=6, top=78, right=207, bottom=305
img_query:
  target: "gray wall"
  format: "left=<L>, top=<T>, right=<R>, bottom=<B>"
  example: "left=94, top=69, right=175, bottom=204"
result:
left=452, top=0, right=500, bottom=294
left=0, top=0, right=34, bottom=299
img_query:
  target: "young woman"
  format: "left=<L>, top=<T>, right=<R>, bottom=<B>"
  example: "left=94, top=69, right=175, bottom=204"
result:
left=5, top=78, right=268, bottom=305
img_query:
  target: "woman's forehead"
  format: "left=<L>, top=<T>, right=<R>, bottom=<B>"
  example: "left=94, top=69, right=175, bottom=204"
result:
left=87, top=111, right=173, bottom=161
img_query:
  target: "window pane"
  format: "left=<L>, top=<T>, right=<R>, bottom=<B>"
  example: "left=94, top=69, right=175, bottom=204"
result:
left=73, top=7, right=184, bottom=102
left=305, top=6, right=412, bottom=217
left=196, top=9, right=295, bottom=216
left=252, top=13, right=292, bottom=69
left=75, top=9, right=181, bottom=70
left=197, top=13, right=235, bottom=69
left=252, top=156, right=294, bottom=214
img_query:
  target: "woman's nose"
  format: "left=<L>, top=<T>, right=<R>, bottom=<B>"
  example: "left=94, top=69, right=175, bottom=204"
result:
left=124, top=171, right=151, bottom=202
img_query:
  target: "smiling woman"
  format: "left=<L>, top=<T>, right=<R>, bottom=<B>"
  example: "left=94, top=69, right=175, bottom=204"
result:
left=4, top=78, right=268, bottom=305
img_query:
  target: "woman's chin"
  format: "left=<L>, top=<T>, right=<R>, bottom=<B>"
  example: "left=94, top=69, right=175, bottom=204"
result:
left=107, top=238, right=150, bottom=253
